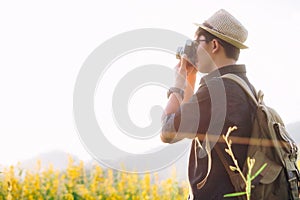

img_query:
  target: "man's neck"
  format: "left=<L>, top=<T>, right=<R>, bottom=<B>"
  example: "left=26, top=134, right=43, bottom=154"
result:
left=215, top=58, right=236, bottom=69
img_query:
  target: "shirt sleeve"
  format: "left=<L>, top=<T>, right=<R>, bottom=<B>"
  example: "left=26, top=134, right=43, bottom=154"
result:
left=161, top=84, right=212, bottom=143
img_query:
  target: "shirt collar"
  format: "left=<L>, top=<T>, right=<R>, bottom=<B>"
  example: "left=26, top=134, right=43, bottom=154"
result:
left=200, top=64, right=246, bottom=84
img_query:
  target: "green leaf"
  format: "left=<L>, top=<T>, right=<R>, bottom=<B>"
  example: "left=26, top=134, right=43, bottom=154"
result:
left=224, top=191, right=247, bottom=197
left=251, top=163, right=267, bottom=181
left=18, top=169, right=23, bottom=176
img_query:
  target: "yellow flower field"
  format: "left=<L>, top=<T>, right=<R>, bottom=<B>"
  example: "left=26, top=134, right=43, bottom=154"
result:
left=2, top=157, right=300, bottom=199
left=0, top=157, right=189, bottom=200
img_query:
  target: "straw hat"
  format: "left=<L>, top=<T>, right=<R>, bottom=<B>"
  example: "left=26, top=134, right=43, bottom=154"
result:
left=195, top=9, right=248, bottom=49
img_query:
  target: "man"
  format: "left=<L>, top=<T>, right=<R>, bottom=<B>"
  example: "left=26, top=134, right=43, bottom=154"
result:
left=161, top=9, right=256, bottom=199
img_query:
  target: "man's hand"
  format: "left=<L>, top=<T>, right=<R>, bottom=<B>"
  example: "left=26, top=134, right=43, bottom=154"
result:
left=186, top=61, right=198, bottom=76
left=174, top=55, right=197, bottom=89
left=162, top=55, right=198, bottom=120
left=174, top=58, right=187, bottom=90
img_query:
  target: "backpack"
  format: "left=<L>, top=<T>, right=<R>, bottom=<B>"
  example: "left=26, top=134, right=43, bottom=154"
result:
left=218, top=73, right=300, bottom=200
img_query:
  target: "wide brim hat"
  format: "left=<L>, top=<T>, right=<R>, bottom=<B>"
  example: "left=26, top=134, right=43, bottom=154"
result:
left=195, top=9, right=248, bottom=49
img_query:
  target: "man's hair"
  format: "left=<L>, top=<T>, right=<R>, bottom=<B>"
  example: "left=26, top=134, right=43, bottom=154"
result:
left=195, top=27, right=240, bottom=61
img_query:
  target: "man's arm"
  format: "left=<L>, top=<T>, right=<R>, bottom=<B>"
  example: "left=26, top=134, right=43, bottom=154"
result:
left=161, top=56, right=198, bottom=143
left=162, top=56, right=197, bottom=117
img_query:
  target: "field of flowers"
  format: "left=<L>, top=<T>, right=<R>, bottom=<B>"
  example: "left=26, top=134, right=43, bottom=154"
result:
left=0, top=157, right=189, bottom=200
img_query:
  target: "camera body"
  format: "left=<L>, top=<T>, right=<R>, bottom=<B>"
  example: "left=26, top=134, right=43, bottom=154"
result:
left=176, top=39, right=198, bottom=66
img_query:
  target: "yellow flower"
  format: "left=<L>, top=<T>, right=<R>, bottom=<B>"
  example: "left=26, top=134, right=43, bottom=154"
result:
left=0, top=157, right=190, bottom=199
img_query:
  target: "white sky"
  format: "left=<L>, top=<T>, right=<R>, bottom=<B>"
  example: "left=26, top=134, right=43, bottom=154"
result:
left=1, top=0, right=300, bottom=166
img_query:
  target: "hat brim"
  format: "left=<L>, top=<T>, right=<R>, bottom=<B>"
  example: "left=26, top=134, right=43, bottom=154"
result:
left=194, top=23, right=248, bottom=49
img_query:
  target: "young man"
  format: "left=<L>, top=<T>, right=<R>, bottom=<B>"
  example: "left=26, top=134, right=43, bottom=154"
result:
left=161, top=9, right=256, bottom=199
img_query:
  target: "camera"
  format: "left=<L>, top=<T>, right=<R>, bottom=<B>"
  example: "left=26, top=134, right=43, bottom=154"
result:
left=176, top=39, right=198, bottom=66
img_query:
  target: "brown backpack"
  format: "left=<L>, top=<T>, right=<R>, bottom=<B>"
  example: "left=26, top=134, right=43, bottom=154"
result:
left=220, top=74, right=300, bottom=200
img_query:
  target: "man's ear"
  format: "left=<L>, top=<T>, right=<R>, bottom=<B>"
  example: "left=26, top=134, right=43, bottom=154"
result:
left=211, top=39, right=220, bottom=53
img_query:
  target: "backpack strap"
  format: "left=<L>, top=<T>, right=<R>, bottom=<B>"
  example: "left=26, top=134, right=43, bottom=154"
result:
left=217, top=73, right=257, bottom=198
left=221, top=74, right=259, bottom=106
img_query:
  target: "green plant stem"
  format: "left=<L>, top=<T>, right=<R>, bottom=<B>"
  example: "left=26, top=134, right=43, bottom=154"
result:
left=223, top=126, right=247, bottom=184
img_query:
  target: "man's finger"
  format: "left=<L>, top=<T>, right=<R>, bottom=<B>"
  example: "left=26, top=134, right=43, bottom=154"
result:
left=181, top=54, right=188, bottom=67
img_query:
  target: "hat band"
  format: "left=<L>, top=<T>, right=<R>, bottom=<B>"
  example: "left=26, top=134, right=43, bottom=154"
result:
left=203, top=22, right=226, bottom=36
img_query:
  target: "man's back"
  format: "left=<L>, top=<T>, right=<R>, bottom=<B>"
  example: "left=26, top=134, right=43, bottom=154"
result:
left=187, top=65, right=256, bottom=199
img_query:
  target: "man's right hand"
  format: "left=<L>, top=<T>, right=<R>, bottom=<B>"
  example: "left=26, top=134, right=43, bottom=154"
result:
left=174, top=55, right=197, bottom=88
left=174, top=55, right=197, bottom=91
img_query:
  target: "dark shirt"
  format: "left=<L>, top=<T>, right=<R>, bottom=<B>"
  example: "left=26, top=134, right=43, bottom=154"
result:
left=162, top=65, right=256, bottom=200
